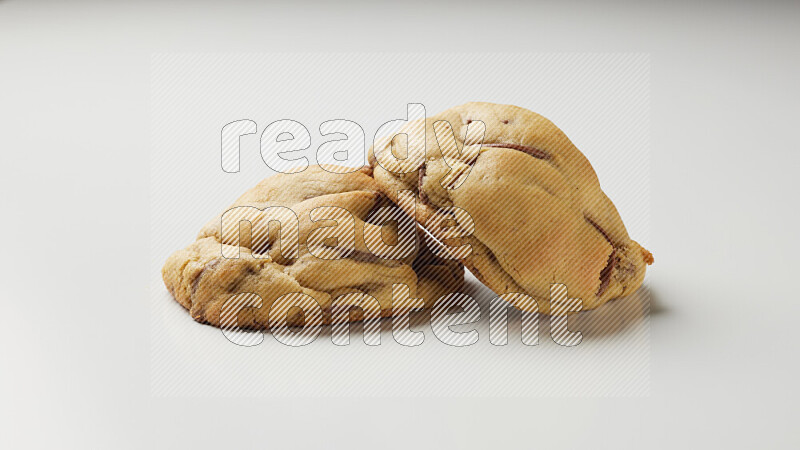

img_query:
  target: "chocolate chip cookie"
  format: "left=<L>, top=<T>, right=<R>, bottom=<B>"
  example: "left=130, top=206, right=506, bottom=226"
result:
left=162, top=165, right=464, bottom=328
left=368, top=102, right=653, bottom=312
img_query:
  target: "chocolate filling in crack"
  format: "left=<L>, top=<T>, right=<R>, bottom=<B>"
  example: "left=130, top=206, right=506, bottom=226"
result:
left=585, top=217, right=616, bottom=297
left=418, top=162, right=429, bottom=205
left=596, top=250, right=616, bottom=298
left=483, top=143, right=549, bottom=160
left=191, top=258, right=220, bottom=296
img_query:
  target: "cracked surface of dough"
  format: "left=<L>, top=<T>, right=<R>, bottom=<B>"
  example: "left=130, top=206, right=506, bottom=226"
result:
left=369, top=102, right=652, bottom=312
left=162, top=166, right=464, bottom=328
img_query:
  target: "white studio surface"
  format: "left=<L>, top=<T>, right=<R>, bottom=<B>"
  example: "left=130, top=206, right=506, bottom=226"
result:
left=1, top=1, right=798, bottom=449
left=150, top=53, right=652, bottom=398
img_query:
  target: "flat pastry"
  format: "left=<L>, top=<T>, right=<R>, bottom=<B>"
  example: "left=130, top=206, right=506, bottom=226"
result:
left=368, top=102, right=653, bottom=312
left=162, top=165, right=464, bottom=328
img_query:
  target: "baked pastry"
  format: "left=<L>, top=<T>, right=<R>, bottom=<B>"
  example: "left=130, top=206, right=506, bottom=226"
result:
left=369, top=102, right=653, bottom=312
left=162, top=165, right=463, bottom=328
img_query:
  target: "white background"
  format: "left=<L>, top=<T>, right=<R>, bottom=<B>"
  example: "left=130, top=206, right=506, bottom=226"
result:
left=1, top=1, right=798, bottom=449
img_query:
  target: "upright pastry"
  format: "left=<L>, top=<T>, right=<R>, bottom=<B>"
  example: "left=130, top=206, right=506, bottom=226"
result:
left=369, top=102, right=652, bottom=312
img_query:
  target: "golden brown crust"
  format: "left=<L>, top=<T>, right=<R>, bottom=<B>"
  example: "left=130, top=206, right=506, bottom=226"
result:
left=162, top=165, right=463, bottom=328
left=369, top=102, right=652, bottom=312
